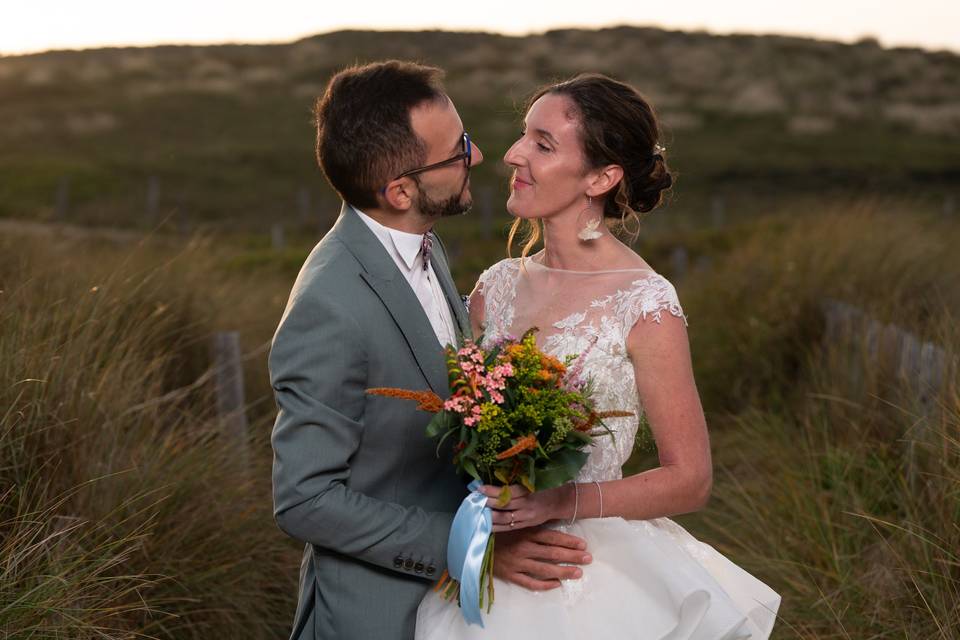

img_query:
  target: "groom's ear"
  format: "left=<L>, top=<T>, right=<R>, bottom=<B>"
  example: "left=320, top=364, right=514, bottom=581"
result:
left=585, top=164, right=624, bottom=199
left=380, top=178, right=416, bottom=211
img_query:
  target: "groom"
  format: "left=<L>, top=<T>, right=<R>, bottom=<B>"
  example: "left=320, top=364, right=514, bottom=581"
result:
left=270, top=60, right=590, bottom=640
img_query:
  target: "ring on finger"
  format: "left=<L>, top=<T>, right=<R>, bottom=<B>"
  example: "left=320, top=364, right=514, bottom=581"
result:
left=509, top=512, right=516, bottom=527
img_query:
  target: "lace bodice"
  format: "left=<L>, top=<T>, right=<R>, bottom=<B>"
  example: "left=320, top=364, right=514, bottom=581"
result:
left=472, top=256, right=688, bottom=483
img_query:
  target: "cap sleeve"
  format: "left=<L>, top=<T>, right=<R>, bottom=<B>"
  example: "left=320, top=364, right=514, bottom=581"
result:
left=621, top=273, right=688, bottom=337
left=468, top=262, right=498, bottom=311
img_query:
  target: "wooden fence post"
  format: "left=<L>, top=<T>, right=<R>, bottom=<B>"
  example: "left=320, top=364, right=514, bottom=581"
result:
left=820, top=298, right=951, bottom=490
left=212, top=331, right=249, bottom=466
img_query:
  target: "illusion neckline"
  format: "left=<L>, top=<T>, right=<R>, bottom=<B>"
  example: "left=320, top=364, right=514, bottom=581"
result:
left=523, top=251, right=656, bottom=275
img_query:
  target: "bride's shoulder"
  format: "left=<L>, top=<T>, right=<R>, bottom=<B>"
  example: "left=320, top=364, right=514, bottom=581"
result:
left=476, top=257, right=522, bottom=288
left=620, top=270, right=688, bottom=327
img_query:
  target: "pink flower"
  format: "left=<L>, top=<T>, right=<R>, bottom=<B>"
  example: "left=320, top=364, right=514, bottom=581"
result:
left=463, top=404, right=483, bottom=427
left=443, top=395, right=474, bottom=414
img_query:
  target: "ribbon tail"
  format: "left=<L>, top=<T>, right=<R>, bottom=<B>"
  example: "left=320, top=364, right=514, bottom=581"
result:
left=447, top=479, right=493, bottom=627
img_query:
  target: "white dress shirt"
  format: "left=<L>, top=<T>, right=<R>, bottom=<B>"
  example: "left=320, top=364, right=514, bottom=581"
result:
left=353, top=206, right=458, bottom=348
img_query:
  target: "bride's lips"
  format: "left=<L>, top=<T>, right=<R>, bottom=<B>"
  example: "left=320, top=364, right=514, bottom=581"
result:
left=512, top=176, right=532, bottom=190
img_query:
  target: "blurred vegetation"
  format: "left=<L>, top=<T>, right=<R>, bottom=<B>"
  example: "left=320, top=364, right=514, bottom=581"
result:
left=1, top=27, right=959, bottom=234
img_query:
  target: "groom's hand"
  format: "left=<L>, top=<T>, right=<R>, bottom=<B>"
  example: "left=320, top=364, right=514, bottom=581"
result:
left=492, top=527, right=591, bottom=591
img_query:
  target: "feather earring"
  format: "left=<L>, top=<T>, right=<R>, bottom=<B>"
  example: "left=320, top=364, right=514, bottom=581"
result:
left=577, top=196, right=603, bottom=241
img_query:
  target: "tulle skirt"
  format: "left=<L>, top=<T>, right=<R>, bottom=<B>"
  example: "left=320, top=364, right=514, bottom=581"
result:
left=415, top=516, right=780, bottom=639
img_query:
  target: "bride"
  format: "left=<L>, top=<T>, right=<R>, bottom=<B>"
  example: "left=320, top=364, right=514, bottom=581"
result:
left=416, top=74, right=781, bottom=639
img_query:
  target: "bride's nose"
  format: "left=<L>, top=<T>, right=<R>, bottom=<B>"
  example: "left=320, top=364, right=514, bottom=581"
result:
left=503, top=139, right=524, bottom=167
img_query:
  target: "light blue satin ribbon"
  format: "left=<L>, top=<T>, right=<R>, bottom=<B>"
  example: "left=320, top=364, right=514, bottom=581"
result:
left=447, top=479, right=492, bottom=627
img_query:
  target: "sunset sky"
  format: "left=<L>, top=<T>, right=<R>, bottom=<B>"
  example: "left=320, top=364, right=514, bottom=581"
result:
left=3, top=0, right=958, bottom=56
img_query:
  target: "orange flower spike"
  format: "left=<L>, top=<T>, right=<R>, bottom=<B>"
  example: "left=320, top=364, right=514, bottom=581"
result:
left=417, top=393, right=445, bottom=413
left=576, top=410, right=634, bottom=431
left=366, top=388, right=444, bottom=413
left=596, top=410, right=634, bottom=419
left=433, top=568, right=450, bottom=592
left=495, top=434, right=538, bottom=461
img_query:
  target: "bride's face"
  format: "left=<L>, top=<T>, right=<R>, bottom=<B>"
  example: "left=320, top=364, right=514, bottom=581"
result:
left=503, top=93, right=594, bottom=221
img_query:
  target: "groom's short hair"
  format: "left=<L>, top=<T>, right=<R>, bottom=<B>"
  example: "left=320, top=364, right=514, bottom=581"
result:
left=314, top=60, right=447, bottom=210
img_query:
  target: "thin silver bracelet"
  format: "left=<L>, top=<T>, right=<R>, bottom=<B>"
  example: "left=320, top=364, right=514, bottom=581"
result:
left=568, top=482, right=579, bottom=526
left=593, top=481, right=603, bottom=519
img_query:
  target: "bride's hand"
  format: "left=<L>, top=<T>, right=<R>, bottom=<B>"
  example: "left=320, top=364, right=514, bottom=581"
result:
left=480, top=483, right=573, bottom=532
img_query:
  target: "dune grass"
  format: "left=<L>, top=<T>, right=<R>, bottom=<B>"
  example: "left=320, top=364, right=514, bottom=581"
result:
left=2, top=200, right=958, bottom=637
left=0, top=234, right=298, bottom=639
left=671, top=202, right=960, bottom=637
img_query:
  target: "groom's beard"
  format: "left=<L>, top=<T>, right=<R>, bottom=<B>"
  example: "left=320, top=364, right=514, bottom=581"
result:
left=416, top=174, right=472, bottom=219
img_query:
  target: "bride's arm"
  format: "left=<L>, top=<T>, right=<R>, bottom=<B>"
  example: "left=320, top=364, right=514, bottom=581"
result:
left=600, top=312, right=712, bottom=518
left=483, top=313, right=712, bottom=529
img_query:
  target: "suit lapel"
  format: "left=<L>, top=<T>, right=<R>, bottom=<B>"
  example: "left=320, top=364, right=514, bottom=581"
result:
left=429, top=237, right=472, bottom=341
left=334, top=203, right=450, bottom=396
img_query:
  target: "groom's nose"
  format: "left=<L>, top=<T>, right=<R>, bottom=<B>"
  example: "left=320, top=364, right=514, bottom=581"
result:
left=469, top=140, right=484, bottom=168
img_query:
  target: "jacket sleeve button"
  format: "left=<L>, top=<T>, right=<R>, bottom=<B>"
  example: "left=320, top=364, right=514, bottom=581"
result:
left=403, top=558, right=414, bottom=570
left=414, top=562, right=424, bottom=574
left=393, top=555, right=404, bottom=568
left=425, top=564, right=436, bottom=577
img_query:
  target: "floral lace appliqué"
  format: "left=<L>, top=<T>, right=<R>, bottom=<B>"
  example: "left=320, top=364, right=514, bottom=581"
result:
left=473, top=260, right=521, bottom=344
left=475, top=260, right=688, bottom=484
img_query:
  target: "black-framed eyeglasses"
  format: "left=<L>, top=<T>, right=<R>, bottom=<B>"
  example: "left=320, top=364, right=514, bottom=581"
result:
left=384, top=132, right=472, bottom=190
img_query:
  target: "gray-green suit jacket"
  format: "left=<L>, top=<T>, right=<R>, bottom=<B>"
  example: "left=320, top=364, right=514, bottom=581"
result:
left=270, top=203, right=471, bottom=639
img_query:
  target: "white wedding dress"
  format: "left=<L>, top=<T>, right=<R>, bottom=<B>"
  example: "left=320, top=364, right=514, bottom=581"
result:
left=416, top=255, right=781, bottom=639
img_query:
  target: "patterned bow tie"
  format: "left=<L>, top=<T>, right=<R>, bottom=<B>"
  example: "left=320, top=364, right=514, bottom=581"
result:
left=420, top=233, right=433, bottom=271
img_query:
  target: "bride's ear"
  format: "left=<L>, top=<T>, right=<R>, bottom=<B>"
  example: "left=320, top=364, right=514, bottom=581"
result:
left=585, top=164, right=624, bottom=199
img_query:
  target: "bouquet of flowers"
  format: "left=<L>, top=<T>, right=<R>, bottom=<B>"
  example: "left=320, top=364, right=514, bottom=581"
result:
left=367, top=329, right=630, bottom=625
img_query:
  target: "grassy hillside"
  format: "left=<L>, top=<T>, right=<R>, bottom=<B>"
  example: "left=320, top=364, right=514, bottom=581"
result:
left=1, top=27, right=959, bottom=232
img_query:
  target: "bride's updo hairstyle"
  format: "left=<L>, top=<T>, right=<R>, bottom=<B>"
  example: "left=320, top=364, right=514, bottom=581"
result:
left=508, top=73, right=673, bottom=257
